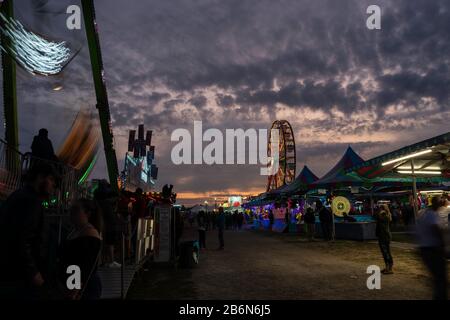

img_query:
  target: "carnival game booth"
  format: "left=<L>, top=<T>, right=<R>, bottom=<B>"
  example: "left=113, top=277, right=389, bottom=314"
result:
left=244, top=166, right=320, bottom=232
left=346, top=131, right=450, bottom=222
left=269, top=166, right=320, bottom=232
left=309, top=146, right=379, bottom=240
left=243, top=193, right=275, bottom=230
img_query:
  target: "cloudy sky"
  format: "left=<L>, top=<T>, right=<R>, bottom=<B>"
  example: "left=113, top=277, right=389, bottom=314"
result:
left=1, top=0, right=449, bottom=205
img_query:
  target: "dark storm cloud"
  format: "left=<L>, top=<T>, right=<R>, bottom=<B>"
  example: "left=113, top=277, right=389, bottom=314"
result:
left=1, top=0, right=449, bottom=202
left=376, top=67, right=450, bottom=108
left=216, top=94, right=235, bottom=108
left=235, top=80, right=366, bottom=114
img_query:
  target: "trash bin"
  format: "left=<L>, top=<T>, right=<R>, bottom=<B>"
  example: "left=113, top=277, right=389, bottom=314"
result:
left=178, top=240, right=199, bottom=268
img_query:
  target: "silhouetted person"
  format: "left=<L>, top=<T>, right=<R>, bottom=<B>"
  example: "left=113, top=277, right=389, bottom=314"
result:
left=237, top=212, right=244, bottom=230
left=162, top=184, right=174, bottom=202
left=58, top=199, right=103, bottom=300
left=416, top=196, right=448, bottom=300
left=95, top=184, right=120, bottom=268
left=197, top=210, right=207, bottom=249
left=304, top=207, right=316, bottom=241
left=375, top=204, right=394, bottom=274
left=317, top=200, right=333, bottom=241
left=174, top=207, right=184, bottom=256
left=31, top=128, right=57, bottom=161
left=217, top=207, right=225, bottom=250
left=0, top=163, right=57, bottom=299
left=268, top=209, right=274, bottom=230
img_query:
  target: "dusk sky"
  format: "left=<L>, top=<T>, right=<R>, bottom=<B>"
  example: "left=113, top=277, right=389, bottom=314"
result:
left=1, top=0, right=449, bottom=205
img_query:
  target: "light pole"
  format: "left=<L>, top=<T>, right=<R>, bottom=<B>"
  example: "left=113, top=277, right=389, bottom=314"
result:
left=1, top=0, right=19, bottom=164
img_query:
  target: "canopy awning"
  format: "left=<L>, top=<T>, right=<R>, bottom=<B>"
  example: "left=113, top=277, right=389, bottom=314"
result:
left=269, top=165, right=319, bottom=195
left=312, top=146, right=366, bottom=188
left=346, top=131, right=450, bottom=181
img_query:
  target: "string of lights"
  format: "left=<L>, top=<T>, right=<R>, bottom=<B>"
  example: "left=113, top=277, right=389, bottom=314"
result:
left=0, top=12, right=71, bottom=75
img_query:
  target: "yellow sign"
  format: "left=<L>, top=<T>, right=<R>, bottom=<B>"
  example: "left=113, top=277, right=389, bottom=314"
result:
left=332, top=196, right=351, bottom=217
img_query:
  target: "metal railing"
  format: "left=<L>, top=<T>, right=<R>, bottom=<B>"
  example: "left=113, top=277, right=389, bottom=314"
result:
left=0, top=138, right=23, bottom=200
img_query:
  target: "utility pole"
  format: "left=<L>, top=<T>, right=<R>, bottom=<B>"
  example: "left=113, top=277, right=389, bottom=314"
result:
left=81, top=0, right=119, bottom=192
left=1, top=0, right=19, bottom=162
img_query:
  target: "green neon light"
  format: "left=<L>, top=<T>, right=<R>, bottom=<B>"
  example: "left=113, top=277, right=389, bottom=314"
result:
left=78, top=155, right=98, bottom=184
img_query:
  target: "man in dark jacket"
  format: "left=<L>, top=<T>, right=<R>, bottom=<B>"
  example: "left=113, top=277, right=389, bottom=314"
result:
left=0, top=163, right=57, bottom=299
left=316, top=200, right=334, bottom=241
left=31, top=128, right=57, bottom=161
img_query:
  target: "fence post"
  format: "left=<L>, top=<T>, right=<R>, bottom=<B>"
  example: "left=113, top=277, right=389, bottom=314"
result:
left=121, top=232, right=125, bottom=300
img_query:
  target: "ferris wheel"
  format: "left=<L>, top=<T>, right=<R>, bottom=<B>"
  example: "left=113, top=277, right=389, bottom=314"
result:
left=266, top=120, right=296, bottom=192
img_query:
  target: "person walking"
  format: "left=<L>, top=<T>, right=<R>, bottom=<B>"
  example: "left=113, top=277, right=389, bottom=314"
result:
left=58, top=199, right=103, bottom=300
left=0, top=164, right=57, bottom=299
left=304, top=207, right=316, bottom=241
left=416, top=196, right=448, bottom=300
left=217, top=207, right=225, bottom=250
left=375, top=204, right=394, bottom=274
left=197, top=210, right=207, bottom=250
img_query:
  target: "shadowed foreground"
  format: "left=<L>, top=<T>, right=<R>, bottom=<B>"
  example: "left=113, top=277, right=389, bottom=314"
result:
left=128, top=227, right=445, bottom=300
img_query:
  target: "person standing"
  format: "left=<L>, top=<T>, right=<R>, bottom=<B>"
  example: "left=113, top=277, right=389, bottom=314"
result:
left=304, top=207, right=316, bottom=241
left=375, top=204, right=394, bottom=274
left=217, top=207, right=225, bottom=250
left=95, top=183, right=121, bottom=268
left=58, top=199, right=103, bottom=300
left=316, top=200, right=333, bottom=241
left=237, top=212, right=244, bottom=230
left=416, top=196, right=448, bottom=300
left=0, top=164, right=57, bottom=299
left=268, top=209, right=274, bottom=231
left=197, top=210, right=207, bottom=250
left=30, top=128, right=57, bottom=162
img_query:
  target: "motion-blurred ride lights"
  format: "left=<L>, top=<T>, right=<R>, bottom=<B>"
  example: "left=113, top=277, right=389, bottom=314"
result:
left=382, top=149, right=433, bottom=166
left=397, top=170, right=441, bottom=175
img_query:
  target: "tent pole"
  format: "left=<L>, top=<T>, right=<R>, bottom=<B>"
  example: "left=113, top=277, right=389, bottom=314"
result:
left=411, top=159, right=418, bottom=222
left=370, top=193, right=374, bottom=216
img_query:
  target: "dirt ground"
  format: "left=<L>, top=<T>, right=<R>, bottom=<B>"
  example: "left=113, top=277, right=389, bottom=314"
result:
left=127, top=226, right=448, bottom=300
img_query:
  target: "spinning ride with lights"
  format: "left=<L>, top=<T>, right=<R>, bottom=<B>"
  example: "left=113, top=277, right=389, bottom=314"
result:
left=0, top=0, right=119, bottom=192
left=121, top=124, right=159, bottom=192
left=266, top=120, right=296, bottom=192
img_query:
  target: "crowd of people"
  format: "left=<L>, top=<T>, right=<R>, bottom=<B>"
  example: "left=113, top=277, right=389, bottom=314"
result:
left=188, top=209, right=246, bottom=231
left=0, top=160, right=167, bottom=300
left=192, top=209, right=245, bottom=251
left=0, top=130, right=171, bottom=300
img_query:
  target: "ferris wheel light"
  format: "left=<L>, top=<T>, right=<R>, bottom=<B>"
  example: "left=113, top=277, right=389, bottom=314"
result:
left=266, top=120, right=296, bottom=191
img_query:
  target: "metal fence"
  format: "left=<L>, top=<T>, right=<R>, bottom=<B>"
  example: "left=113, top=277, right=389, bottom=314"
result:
left=0, top=139, right=23, bottom=200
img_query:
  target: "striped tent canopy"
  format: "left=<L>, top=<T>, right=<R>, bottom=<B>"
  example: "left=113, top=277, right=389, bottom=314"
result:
left=312, top=146, right=365, bottom=188
left=243, top=192, right=274, bottom=207
left=346, top=131, right=450, bottom=182
left=270, top=165, right=319, bottom=195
